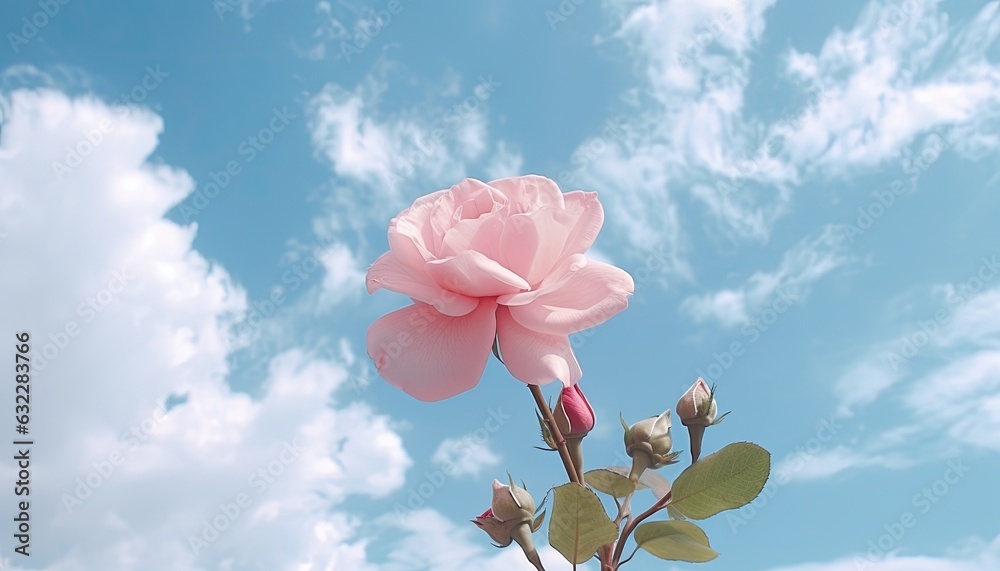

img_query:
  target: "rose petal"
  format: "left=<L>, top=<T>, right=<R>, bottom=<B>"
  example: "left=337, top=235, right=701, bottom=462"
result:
left=508, top=260, right=634, bottom=335
left=496, top=306, right=581, bottom=386
left=390, top=188, right=450, bottom=259
left=497, top=254, right=587, bottom=307
left=439, top=209, right=506, bottom=261
left=499, top=206, right=576, bottom=286
left=560, top=191, right=605, bottom=258
left=488, top=175, right=565, bottom=213
left=366, top=299, right=498, bottom=401
left=452, top=180, right=507, bottom=220
left=425, top=250, right=530, bottom=297
left=366, top=251, right=479, bottom=317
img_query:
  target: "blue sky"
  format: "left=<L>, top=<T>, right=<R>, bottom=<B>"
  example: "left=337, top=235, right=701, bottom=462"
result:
left=1, top=0, right=999, bottom=569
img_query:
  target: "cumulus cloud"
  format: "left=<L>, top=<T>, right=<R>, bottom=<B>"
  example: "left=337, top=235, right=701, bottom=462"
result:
left=0, top=86, right=413, bottom=570
left=430, top=436, right=501, bottom=478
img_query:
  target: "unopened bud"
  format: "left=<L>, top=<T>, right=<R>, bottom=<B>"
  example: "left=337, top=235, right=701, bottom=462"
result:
left=676, top=378, right=717, bottom=426
left=554, top=384, right=595, bottom=482
left=491, top=479, right=535, bottom=523
left=473, top=478, right=545, bottom=570
left=621, top=410, right=681, bottom=481
left=554, top=384, right=596, bottom=439
left=676, top=378, right=729, bottom=462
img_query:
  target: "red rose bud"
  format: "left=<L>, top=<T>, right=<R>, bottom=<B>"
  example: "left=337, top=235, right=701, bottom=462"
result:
left=554, top=384, right=596, bottom=482
left=554, top=384, right=596, bottom=439
left=676, top=378, right=729, bottom=463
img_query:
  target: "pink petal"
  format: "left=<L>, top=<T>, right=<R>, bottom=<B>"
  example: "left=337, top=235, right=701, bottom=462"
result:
left=508, top=260, right=634, bottom=335
left=560, top=191, right=605, bottom=258
left=451, top=179, right=508, bottom=220
left=488, top=175, right=565, bottom=214
left=497, top=193, right=603, bottom=287
left=496, top=306, right=581, bottom=386
left=439, top=209, right=506, bottom=261
left=426, top=180, right=506, bottom=256
left=425, top=250, right=530, bottom=297
left=367, top=299, right=498, bottom=402
left=366, top=251, right=479, bottom=317
left=390, top=188, right=450, bottom=259
left=497, top=254, right=588, bottom=307
left=499, top=206, right=575, bottom=286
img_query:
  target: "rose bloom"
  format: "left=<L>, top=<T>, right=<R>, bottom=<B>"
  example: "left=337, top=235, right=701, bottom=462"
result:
left=366, top=175, right=634, bottom=401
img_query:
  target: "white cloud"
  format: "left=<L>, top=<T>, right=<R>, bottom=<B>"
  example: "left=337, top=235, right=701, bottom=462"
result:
left=681, top=225, right=852, bottom=328
left=903, top=350, right=1000, bottom=451
left=318, top=241, right=367, bottom=307
left=385, top=509, right=585, bottom=571
left=779, top=1, right=1000, bottom=175
left=291, top=1, right=350, bottom=61
left=431, top=436, right=501, bottom=478
left=809, top=283, right=1000, bottom=482
left=577, top=0, right=1000, bottom=273
left=775, top=446, right=911, bottom=484
left=760, top=533, right=1000, bottom=571
left=834, top=357, right=905, bottom=414
left=578, top=0, right=786, bottom=259
left=483, top=140, right=524, bottom=181
left=0, top=86, right=414, bottom=570
left=307, top=71, right=517, bottom=237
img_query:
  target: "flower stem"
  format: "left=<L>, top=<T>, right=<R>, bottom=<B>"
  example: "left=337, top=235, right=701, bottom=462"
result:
left=528, top=384, right=580, bottom=485
left=611, top=491, right=672, bottom=567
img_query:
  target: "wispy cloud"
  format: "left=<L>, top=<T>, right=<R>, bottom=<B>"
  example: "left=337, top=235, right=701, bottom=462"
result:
left=681, top=225, right=852, bottom=328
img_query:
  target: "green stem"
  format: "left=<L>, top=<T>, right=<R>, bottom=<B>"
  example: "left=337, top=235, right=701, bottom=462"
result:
left=528, top=384, right=580, bottom=485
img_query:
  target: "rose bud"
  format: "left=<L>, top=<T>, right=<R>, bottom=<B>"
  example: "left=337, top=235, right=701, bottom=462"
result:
left=621, top=410, right=682, bottom=481
left=491, top=478, right=535, bottom=522
left=553, top=384, right=596, bottom=482
left=676, top=378, right=730, bottom=463
left=554, top=384, right=596, bottom=439
left=472, top=478, right=545, bottom=570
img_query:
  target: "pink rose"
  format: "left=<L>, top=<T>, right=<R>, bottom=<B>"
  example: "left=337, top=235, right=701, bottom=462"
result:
left=366, top=175, right=634, bottom=401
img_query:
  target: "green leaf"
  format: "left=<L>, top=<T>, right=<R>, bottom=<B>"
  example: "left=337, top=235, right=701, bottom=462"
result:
left=665, top=505, right=687, bottom=521
left=601, top=466, right=672, bottom=499
left=669, top=442, right=770, bottom=520
left=584, top=469, right=636, bottom=498
left=634, top=521, right=718, bottom=562
left=548, top=483, right=618, bottom=564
